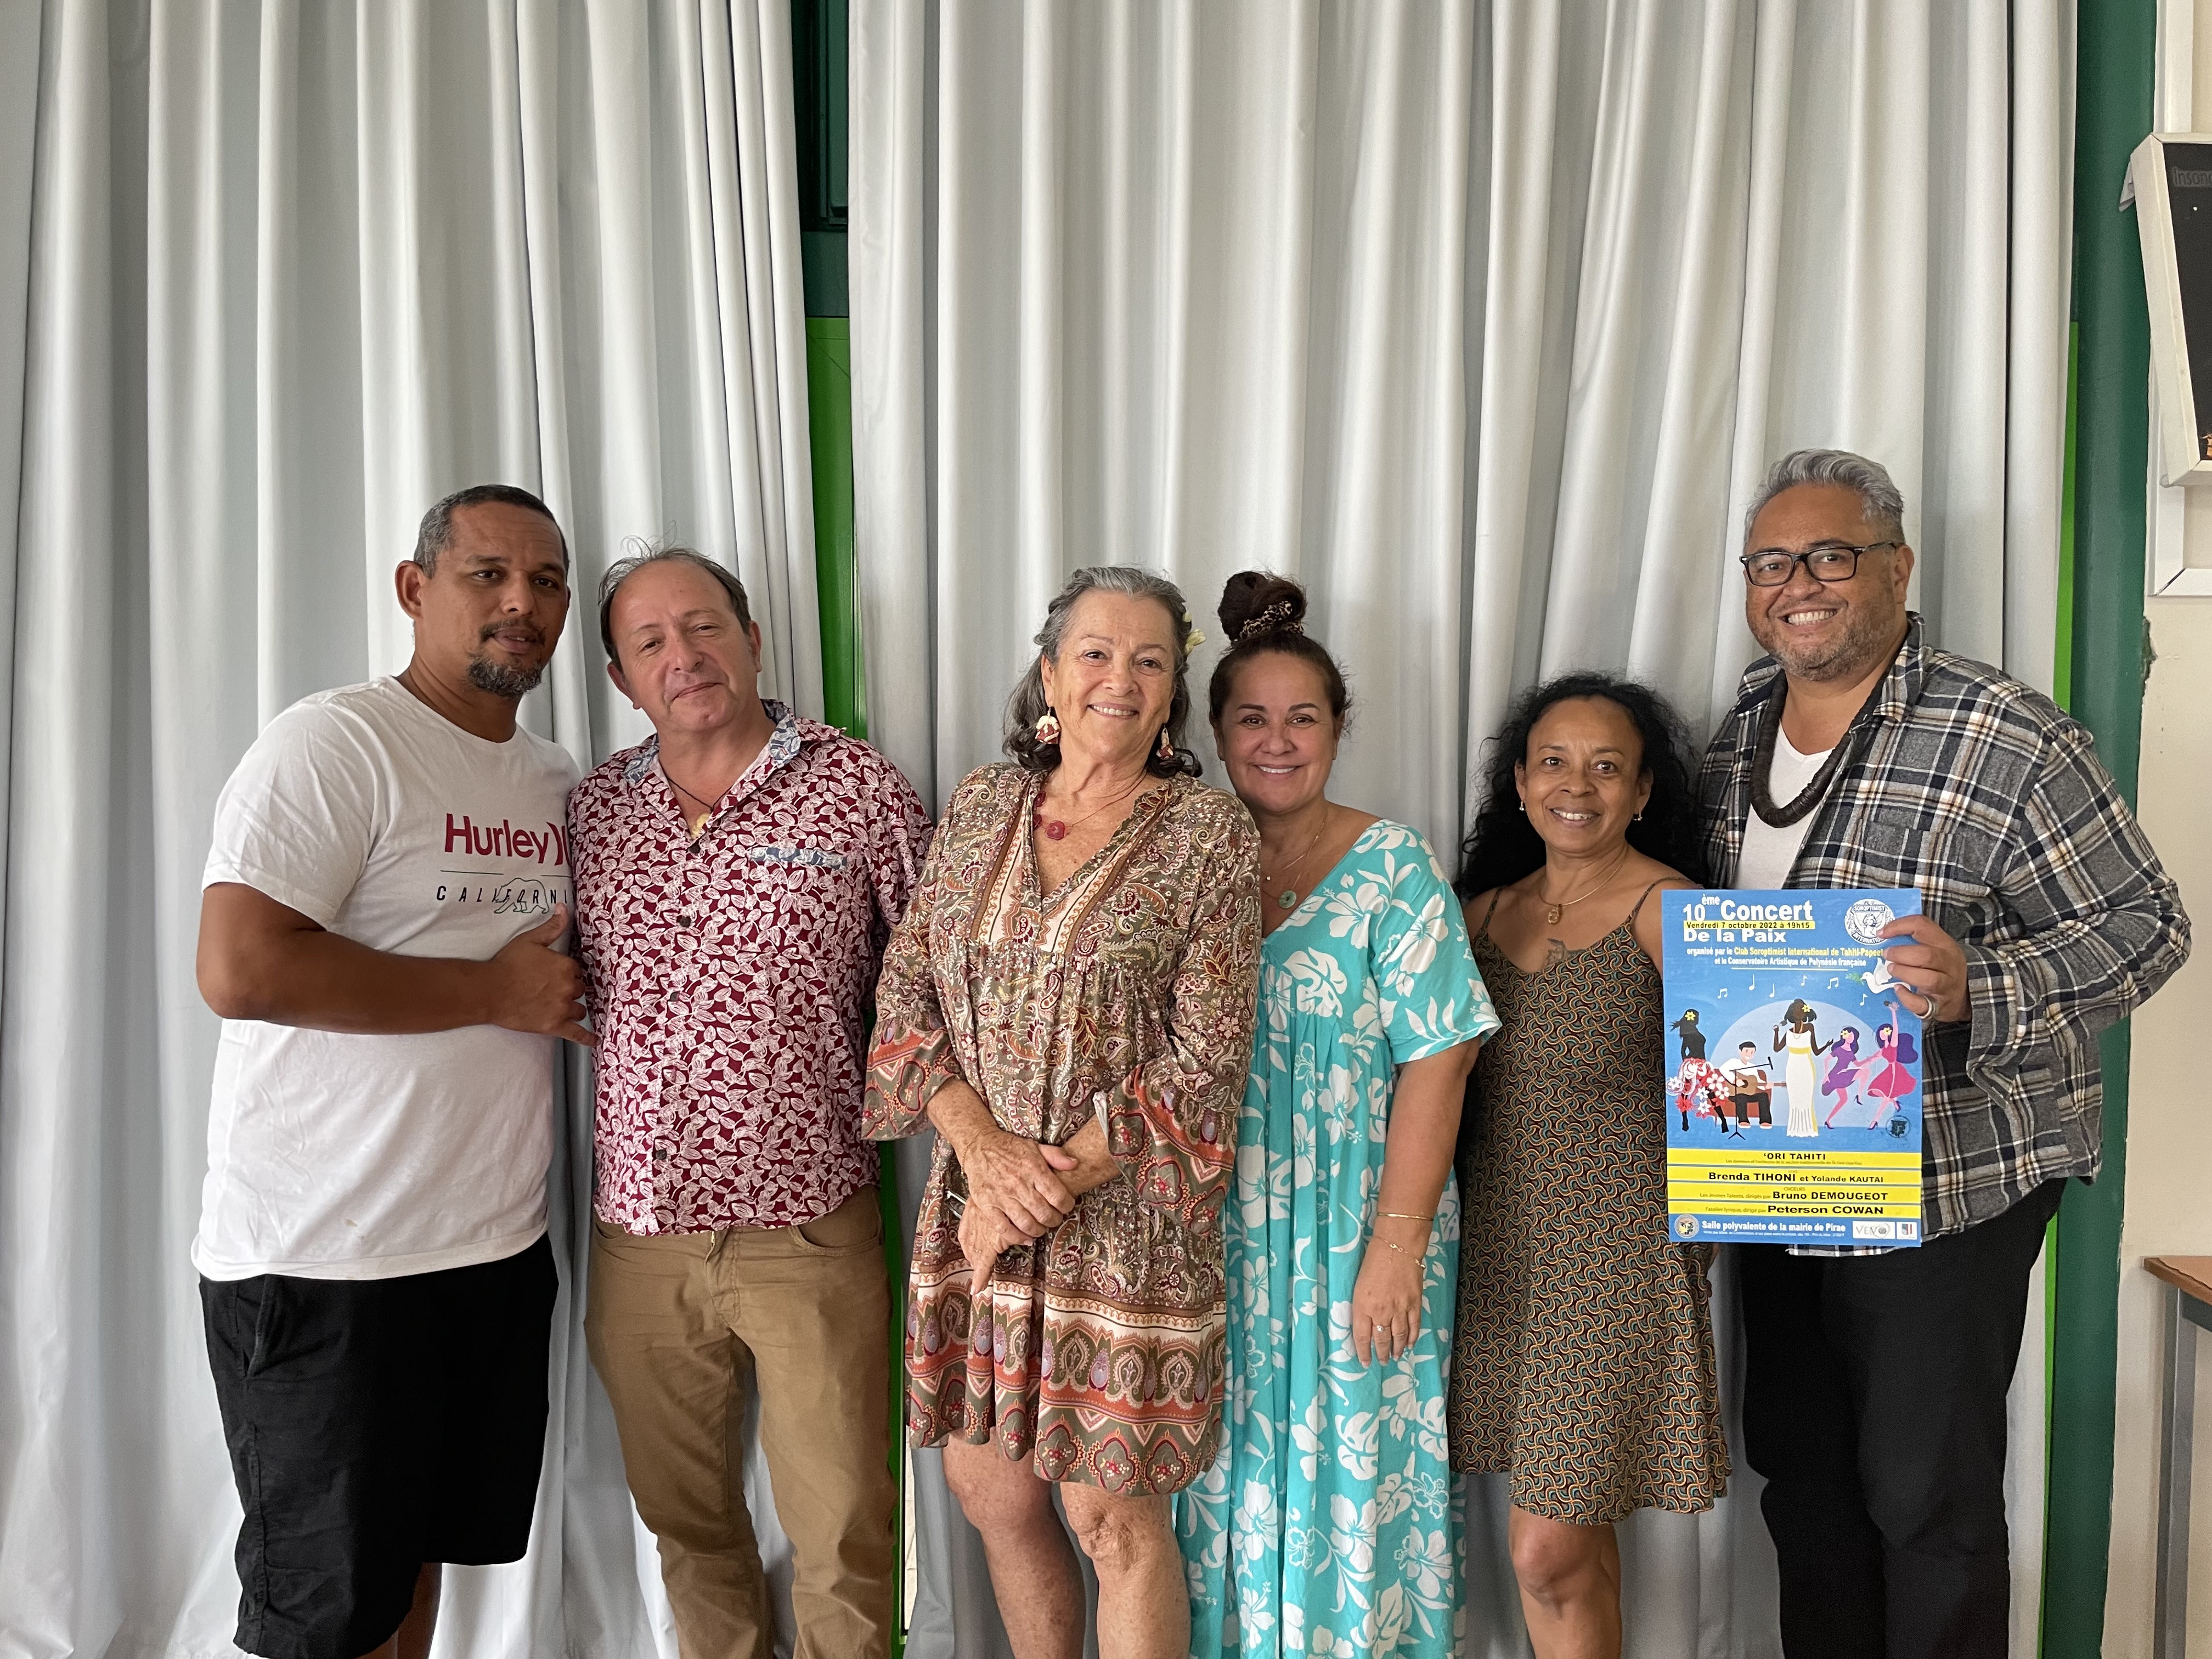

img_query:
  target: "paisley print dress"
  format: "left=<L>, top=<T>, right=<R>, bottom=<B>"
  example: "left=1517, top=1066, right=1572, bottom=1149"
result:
left=1447, top=888, right=1729, bottom=1522
left=1178, top=823, right=1497, bottom=1659
left=863, top=764, right=1261, bottom=1495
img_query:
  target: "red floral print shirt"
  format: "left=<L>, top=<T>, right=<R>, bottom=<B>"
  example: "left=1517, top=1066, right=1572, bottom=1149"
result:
left=571, top=701, right=932, bottom=1233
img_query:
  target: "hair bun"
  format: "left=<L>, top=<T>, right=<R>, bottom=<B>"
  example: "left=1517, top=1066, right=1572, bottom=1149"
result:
left=1216, top=571, right=1308, bottom=644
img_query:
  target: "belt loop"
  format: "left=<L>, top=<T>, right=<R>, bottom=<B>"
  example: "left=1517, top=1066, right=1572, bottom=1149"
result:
left=707, top=1227, right=730, bottom=1263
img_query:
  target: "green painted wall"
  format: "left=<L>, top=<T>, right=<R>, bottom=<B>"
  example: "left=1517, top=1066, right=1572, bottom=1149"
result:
left=2045, top=2, right=2154, bottom=1652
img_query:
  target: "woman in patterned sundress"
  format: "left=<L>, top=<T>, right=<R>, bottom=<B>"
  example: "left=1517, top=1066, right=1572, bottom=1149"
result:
left=1448, top=673, right=1728, bottom=1659
left=1174, top=573, right=1497, bottom=1659
left=865, top=567, right=1261, bottom=1659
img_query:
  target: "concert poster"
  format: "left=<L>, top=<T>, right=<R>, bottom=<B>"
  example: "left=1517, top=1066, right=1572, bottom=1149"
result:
left=1661, top=888, right=1925, bottom=1248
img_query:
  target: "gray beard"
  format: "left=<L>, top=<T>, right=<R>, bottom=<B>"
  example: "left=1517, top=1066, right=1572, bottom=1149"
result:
left=469, top=656, right=545, bottom=698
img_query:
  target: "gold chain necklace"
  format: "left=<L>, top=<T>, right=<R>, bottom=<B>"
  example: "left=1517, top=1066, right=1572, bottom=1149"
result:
left=1261, top=812, right=1330, bottom=912
left=1536, top=842, right=1632, bottom=926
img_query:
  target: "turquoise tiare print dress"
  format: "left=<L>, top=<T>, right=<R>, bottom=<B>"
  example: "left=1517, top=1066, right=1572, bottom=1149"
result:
left=1178, top=822, right=1497, bottom=1658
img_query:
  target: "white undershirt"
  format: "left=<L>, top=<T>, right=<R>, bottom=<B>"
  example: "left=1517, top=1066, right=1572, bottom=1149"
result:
left=1735, top=725, right=1831, bottom=889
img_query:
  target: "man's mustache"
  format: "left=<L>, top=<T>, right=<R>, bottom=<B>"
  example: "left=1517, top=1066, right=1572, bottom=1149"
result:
left=478, top=623, right=546, bottom=647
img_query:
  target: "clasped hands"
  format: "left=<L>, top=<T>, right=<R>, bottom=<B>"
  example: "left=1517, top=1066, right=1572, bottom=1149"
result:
left=933, top=1082, right=1121, bottom=1289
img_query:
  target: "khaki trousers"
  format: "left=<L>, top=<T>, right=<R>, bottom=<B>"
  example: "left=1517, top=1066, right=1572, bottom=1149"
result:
left=585, top=1186, right=895, bottom=1659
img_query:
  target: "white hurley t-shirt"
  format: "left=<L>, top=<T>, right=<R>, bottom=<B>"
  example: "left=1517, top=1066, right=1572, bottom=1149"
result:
left=1735, top=725, right=1831, bottom=889
left=194, top=676, right=580, bottom=1282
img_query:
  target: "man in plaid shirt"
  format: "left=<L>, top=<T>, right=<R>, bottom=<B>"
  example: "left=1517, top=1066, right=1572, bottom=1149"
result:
left=1699, top=449, right=2189, bottom=1659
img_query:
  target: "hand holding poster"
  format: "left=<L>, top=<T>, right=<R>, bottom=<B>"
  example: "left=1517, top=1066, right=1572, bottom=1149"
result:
left=1662, top=889, right=1925, bottom=1246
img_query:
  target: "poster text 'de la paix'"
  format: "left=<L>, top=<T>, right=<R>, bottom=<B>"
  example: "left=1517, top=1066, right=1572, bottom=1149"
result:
left=1661, top=889, right=1926, bottom=1248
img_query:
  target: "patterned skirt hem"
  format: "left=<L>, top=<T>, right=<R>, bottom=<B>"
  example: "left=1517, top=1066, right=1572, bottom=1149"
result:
left=1448, top=1450, right=1729, bottom=1525
left=906, top=1409, right=1218, bottom=1497
left=1505, top=1484, right=1726, bottom=1526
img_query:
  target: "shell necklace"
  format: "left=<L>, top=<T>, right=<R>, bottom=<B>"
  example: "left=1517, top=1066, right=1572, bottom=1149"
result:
left=665, top=770, right=723, bottom=839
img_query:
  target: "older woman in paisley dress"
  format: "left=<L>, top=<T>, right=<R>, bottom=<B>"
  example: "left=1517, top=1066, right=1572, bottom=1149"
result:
left=1449, top=674, right=1728, bottom=1659
left=864, top=567, right=1261, bottom=1659
left=1176, top=574, right=1496, bottom=1659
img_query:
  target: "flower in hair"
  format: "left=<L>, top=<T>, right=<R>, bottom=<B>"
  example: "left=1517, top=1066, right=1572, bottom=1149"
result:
left=1184, top=627, right=1206, bottom=654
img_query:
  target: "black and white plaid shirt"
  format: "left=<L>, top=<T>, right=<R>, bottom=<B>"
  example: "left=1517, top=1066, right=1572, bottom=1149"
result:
left=1699, top=615, right=2190, bottom=1247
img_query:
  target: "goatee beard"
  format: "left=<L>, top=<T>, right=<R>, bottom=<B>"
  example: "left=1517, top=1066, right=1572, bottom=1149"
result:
left=469, top=656, right=546, bottom=698
left=1765, top=608, right=1897, bottom=684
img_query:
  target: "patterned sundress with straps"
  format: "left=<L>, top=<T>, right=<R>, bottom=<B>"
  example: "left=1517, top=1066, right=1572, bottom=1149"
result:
left=1447, top=881, right=1729, bottom=1522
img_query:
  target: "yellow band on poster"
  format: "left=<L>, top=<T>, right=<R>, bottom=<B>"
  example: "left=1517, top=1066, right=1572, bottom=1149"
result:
left=1671, top=1192, right=1922, bottom=1210
left=1671, top=1187, right=1922, bottom=1205
left=1670, top=1176, right=1922, bottom=1193
left=1681, top=1212, right=1928, bottom=1221
left=1666, top=1150, right=1920, bottom=1171
left=1668, top=1167, right=1920, bottom=1184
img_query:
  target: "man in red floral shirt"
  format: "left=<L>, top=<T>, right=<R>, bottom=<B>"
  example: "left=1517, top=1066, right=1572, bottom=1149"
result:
left=569, top=547, right=931, bottom=1659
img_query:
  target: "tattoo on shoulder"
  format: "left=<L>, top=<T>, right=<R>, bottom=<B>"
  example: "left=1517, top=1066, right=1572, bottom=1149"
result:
left=1544, top=936, right=1568, bottom=969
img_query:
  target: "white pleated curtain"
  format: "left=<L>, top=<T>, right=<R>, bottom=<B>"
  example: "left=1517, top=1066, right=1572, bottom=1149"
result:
left=0, top=2, right=817, bottom=1655
left=849, top=3, right=2072, bottom=1657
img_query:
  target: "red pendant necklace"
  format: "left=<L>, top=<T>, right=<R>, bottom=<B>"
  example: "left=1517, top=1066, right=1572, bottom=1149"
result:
left=1034, top=775, right=1146, bottom=841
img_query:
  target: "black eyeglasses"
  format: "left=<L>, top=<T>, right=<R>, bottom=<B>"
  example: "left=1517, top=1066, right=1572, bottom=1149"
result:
left=1739, top=541, right=1899, bottom=587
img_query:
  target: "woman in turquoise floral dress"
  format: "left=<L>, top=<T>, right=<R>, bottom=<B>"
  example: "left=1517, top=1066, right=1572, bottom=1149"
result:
left=1177, top=574, right=1496, bottom=1658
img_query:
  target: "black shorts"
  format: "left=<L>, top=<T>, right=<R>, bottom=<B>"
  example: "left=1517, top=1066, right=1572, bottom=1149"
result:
left=200, top=1234, right=558, bottom=1659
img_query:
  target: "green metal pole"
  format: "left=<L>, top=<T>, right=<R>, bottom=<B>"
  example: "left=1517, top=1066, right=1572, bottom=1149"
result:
left=2045, top=2, right=2154, bottom=1651
left=804, top=301, right=904, bottom=1655
left=792, top=0, right=893, bottom=1644
left=808, top=318, right=864, bottom=737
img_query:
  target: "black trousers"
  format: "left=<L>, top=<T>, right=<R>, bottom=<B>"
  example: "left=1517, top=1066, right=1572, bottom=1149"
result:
left=1739, top=1180, right=2065, bottom=1659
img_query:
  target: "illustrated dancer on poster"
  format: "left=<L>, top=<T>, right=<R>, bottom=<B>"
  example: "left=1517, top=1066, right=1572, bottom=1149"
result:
left=1820, top=1025, right=1866, bottom=1125
left=1773, top=1000, right=1830, bottom=1139
left=1674, top=1058, right=1725, bottom=1132
left=1672, top=1009, right=1707, bottom=1063
left=1866, top=997, right=1921, bottom=1126
left=1672, top=1009, right=1715, bottom=1130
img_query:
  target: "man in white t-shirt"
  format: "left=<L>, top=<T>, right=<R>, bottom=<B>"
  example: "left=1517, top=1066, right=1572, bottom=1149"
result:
left=1697, top=450, right=2188, bottom=1659
left=194, top=483, right=589, bottom=1659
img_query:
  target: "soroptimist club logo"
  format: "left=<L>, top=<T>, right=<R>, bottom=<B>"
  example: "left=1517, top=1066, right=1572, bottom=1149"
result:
left=1843, top=897, right=1895, bottom=945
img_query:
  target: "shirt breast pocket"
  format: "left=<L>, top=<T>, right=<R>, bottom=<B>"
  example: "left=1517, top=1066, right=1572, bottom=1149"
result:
left=732, top=846, right=860, bottom=940
left=1860, top=811, right=2001, bottom=922
left=742, top=845, right=850, bottom=872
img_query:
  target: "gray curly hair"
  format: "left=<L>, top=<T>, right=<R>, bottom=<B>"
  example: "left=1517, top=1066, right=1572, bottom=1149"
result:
left=1743, top=449, right=1906, bottom=545
left=1005, top=566, right=1202, bottom=777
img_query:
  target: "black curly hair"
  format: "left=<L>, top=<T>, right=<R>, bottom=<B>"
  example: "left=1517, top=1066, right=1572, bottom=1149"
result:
left=1455, top=671, right=1707, bottom=899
